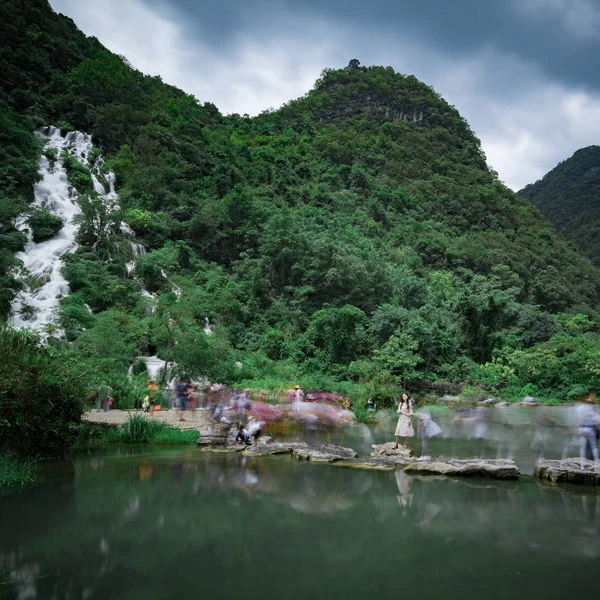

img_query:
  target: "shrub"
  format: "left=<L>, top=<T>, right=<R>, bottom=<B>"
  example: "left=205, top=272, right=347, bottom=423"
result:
left=117, top=414, right=163, bottom=443
left=28, top=209, right=64, bottom=242
left=0, top=455, right=38, bottom=487
left=0, top=327, right=85, bottom=456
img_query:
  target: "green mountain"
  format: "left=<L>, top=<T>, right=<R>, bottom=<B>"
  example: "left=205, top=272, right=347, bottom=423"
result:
left=3, top=0, right=600, bottom=403
left=519, top=146, right=600, bottom=265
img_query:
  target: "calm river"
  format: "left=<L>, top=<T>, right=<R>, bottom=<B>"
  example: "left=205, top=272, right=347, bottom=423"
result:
left=1, top=433, right=599, bottom=599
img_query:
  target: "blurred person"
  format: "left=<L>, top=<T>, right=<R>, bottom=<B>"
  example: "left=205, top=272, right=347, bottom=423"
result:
left=393, top=393, right=415, bottom=449
left=296, top=385, right=305, bottom=406
left=286, top=386, right=297, bottom=403
left=247, top=417, right=266, bottom=444
left=235, top=423, right=251, bottom=445
left=147, top=379, right=159, bottom=415
left=576, top=394, right=600, bottom=468
left=176, top=377, right=190, bottom=422
left=367, top=397, right=376, bottom=412
left=415, top=408, right=442, bottom=457
left=97, top=384, right=112, bottom=411
left=470, top=407, right=490, bottom=457
left=531, top=406, right=558, bottom=459
left=239, top=388, right=252, bottom=420
left=187, top=385, right=199, bottom=415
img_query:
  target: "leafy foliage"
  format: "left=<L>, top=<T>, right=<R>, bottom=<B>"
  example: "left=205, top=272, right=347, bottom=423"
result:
left=0, top=455, right=38, bottom=488
left=0, top=327, right=84, bottom=456
left=519, top=146, right=600, bottom=265
left=2, top=0, right=600, bottom=407
left=27, top=208, right=63, bottom=242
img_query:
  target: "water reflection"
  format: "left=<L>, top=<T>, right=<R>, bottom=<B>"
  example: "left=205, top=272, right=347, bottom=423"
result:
left=1, top=448, right=600, bottom=599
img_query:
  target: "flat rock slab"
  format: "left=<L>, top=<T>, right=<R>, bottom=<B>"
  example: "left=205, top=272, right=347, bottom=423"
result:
left=199, top=445, right=247, bottom=453
left=332, top=456, right=415, bottom=471
left=534, top=459, right=600, bottom=485
left=404, top=458, right=520, bottom=480
left=292, top=444, right=358, bottom=462
left=370, top=442, right=414, bottom=458
left=243, top=442, right=307, bottom=457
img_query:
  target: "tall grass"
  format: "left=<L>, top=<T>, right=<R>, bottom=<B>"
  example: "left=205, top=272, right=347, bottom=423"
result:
left=75, top=416, right=199, bottom=446
left=118, top=415, right=163, bottom=443
left=0, top=456, right=38, bottom=488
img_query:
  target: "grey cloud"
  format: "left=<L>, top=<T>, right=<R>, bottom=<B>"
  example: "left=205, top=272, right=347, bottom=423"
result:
left=49, top=0, right=600, bottom=190
left=139, top=0, right=600, bottom=93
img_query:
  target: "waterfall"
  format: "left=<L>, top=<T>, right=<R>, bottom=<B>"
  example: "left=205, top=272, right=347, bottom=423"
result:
left=10, top=126, right=150, bottom=335
left=9, top=127, right=92, bottom=333
left=203, top=317, right=213, bottom=335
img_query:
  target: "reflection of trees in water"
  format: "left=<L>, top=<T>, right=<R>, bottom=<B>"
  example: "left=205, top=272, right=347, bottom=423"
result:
left=2, top=452, right=600, bottom=598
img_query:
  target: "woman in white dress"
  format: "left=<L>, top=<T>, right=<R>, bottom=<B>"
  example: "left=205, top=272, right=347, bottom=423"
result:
left=393, top=393, right=415, bottom=449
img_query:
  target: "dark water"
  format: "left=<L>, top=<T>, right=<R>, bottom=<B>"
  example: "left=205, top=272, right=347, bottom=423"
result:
left=1, top=444, right=599, bottom=600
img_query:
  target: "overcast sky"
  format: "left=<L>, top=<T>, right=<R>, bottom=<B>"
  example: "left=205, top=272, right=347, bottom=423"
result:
left=49, top=0, right=600, bottom=190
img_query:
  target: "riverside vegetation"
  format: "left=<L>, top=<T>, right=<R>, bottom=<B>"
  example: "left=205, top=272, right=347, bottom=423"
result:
left=3, top=0, right=600, bottom=469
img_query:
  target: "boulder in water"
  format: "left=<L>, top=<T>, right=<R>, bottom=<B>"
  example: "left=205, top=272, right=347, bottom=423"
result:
left=292, top=444, right=358, bottom=462
left=478, top=399, right=495, bottom=406
left=333, top=456, right=415, bottom=471
left=370, top=443, right=414, bottom=458
left=534, top=458, right=600, bottom=485
left=521, top=396, right=539, bottom=405
left=438, top=395, right=459, bottom=403
left=404, top=458, right=520, bottom=479
left=243, top=442, right=307, bottom=457
left=199, top=444, right=246, bottom=453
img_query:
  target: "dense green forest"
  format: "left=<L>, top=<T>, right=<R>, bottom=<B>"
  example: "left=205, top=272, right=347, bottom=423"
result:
left=3, top=0, right=600, bottom=431
left=519, top=146, right=600, bottom=266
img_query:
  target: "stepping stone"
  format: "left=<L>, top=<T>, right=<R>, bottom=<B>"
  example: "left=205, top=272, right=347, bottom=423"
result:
left=332, top=456, right=414, bottom=471
left=243, top=442, right=307, bottom=457
left=370, top=443, right=414, bottom=458
left=534, top=458, right=600, bottom=485
left=403, top=458, right=520, bottom=480
left=292, top=444, right=358, bottom=462
left=199, top=445, right=246, bottom=453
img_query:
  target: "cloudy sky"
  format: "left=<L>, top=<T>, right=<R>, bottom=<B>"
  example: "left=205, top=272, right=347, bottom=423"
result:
left=49, top=0, right=600, bottom=190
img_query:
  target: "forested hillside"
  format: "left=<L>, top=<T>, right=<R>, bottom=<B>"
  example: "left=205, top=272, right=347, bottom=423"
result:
left=3, top=0, right=600, bottom=404
left=519, top=146, right=600, bottom=266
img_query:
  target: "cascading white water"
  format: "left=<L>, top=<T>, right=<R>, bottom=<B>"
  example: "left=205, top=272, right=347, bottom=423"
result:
left=10, top=127, right=151, bottom=335
left=10, top=127, right=92, bottom=332
left=203, top=317, right=213, bottom=335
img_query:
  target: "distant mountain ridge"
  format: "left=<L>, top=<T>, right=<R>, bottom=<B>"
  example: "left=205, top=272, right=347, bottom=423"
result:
left=3, top=0, right=600, bottom=401
left=518, top=145, right=600, bottom=265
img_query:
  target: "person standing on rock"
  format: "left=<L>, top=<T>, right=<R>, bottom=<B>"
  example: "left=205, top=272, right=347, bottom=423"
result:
left=393, top=393, right=415, bottom=449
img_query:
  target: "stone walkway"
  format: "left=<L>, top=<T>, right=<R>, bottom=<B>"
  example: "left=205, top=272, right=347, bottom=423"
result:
left=82, top=408, right=211, bottom=431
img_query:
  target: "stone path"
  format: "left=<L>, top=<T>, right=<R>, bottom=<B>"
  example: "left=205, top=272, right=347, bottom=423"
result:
left=82, top=408, right=213, bottom=431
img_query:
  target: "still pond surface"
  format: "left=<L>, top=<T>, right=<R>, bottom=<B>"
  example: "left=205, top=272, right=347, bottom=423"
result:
left=1, top=406, right=599, bottom=599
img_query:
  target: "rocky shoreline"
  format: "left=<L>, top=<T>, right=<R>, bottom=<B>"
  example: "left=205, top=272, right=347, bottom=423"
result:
left=83, top=410, right=600, bottom=485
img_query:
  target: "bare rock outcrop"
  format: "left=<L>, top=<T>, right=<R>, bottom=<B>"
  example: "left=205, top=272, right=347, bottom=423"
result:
left=534, top=458, right=600, bottom=485
left=292, top=444, right=358, bottom=462
left=370, top=443, right=414, bottom=458
left=403, top=458, right=520, bottom=480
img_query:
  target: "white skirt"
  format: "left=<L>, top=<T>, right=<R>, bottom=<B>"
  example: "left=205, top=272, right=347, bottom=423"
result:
left=395, top=414, right=415, bottom=437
